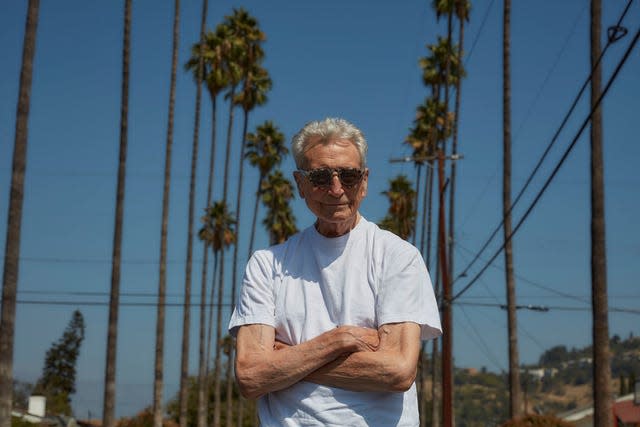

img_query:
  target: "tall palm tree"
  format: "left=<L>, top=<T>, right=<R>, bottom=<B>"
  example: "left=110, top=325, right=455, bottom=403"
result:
left=152, top=2, right=180, bottom=427
left=199, top=21, right=242, bottom=427
left=103, top=2, right=131, bottom=426
left=502, top=0, right=521, bottom=418
left=245, top=121, right=287, bottom=256
left=230, top=66, right=271, bottom=427
left=434, top=0, right=470, bottom=284
left=0, top=2, right=39, bottom=426
left=185, top=23, right=229, bottom=427
left=379, top=175, right=416, bottom=241
left=406, top=97, right=451, bottom=427
left=198, top=201, right=236, bottom=427
left=178, top=2, right=209, bottom=427
left=590, top=0, right=612, bottom=425
left=261, top=171, right=298, bottom=245
left=419, top=37, right=461, bottom=426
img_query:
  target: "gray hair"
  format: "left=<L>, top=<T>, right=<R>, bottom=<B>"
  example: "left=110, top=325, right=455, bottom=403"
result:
left=291, top=117, right=368, bottom=169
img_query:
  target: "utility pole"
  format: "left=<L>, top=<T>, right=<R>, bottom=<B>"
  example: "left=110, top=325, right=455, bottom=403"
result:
left=390, top=151, right=460, bottom=427
left=437, top=150, right=453, bottom=427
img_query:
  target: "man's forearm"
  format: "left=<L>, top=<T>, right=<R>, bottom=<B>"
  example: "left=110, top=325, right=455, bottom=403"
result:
left=305, top=322, right=421, bottom=392
left=235, top=325, right=379, bottom=399
left=306, top=349, right=417, bottom=392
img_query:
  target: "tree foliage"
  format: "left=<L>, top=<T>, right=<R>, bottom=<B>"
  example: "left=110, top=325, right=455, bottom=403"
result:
left=33, top=310, right=85, bottom=416
left=379, top=175, right=416, bottom=240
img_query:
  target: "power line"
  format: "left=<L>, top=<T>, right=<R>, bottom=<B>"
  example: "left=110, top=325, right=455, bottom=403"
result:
left=455, top=301, right=640, bottom=315
left=457, top=304, right=505, bottom=372
left=464, top=0, right=497, bottom=67
left=8, top=299, right=235, bottom=308
left=452, top=25, right=640, bottom=302
left=454, top=243, right=591, bottom=305
left=453, top=0, right=635, bottom=287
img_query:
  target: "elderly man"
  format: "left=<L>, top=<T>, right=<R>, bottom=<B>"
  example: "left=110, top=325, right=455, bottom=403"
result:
left=229, top=117, right=441, bottom=426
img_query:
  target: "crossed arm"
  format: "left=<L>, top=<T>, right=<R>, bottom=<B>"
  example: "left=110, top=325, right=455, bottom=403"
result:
left=234, top=322, right=421, bottom=399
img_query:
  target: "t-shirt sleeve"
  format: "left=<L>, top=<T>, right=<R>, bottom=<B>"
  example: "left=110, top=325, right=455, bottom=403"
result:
left=376, top=244, right=442, bottom=340
left=228, top=250, right=277, bottom=337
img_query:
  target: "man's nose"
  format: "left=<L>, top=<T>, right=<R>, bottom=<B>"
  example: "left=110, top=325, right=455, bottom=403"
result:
left=327, top=173, right=344, bottom=195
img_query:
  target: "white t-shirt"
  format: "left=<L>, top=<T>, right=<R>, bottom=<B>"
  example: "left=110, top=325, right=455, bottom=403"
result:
left=229, top=217, right=442, bottom=426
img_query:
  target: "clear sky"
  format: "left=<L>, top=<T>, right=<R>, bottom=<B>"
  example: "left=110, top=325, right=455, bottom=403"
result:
left=1, top=0, right=639, bottom=420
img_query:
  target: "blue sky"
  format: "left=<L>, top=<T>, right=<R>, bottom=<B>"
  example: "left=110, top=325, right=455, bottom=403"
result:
left=1, top=0, right=639, bottom=420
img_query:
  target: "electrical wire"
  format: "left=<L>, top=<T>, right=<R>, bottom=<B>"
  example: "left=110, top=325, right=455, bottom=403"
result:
left=453, top=0, right=635, bottom=286
left=455, top=301, right=640, bottom=315
left=8, top=299, right=234, bottom=308
left=454, top=243, right=591, bottom=305
left=457, top=304, right=505, bottom=372
left=452, top=24, right=640, bottom=302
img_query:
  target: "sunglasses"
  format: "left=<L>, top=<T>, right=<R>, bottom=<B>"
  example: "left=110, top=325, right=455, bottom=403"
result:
left=298, top=167, right=366, bottom=188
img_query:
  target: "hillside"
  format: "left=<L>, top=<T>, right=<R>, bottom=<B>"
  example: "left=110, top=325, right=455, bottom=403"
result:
left=434, top=333, right=640, bottom=426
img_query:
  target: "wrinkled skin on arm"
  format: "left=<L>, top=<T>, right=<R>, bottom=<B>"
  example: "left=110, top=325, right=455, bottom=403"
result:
left=305, top=322, right=421, bottom=392
left=234, top=324, right=379, bottom=399
left=234, top=321, right=421, bottom=398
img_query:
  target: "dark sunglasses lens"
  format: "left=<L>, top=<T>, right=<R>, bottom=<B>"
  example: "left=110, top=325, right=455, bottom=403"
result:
left=308, top=169, right=333, bottom=186
left=339, top=169, right=363, bottom=186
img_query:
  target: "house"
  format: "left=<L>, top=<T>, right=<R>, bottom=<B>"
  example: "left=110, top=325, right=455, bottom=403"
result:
left=11, top=396, right=77, bottom=427
left=560, top=392, right=640, bottom=427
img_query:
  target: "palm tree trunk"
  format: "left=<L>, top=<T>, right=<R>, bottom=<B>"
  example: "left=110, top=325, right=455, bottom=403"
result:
left=425, top=161, right=435, bottom=270
left=430, top=338, right=441, bottom=427
left=153, top=2, right=180, bottom=427
left=180, top=2, right=208, bottom=427
left=213, top=252, right=226, bottom=427
left=590, top=1, right=612, bottom=425
left=412, top=164, right=422, bottom=247
left=214, top=83, right=236, bottom=427
left=206, top=251, right=220, bottom=385
left=227, top=110, right=250, bottom=427
left=103, top=2, right=131, bottom=426
left=198, top=91, right=218, bottom=427
left=448, top=13, right=466, bottom=286
left=0, top=2, right=39, bottom=426
left=502, top=0, right=521, bottom=418
left=247, top=176, right=263, bottom=258
left=222, top=87, right=237, bottom=203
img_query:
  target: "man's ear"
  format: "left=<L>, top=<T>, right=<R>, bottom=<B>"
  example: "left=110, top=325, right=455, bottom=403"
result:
left=361, top=168, right=369, bottom=197
left=293, top=171, right=305, bottom=199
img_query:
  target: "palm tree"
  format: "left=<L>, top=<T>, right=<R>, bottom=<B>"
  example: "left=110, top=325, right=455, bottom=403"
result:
left=245, top=121, right=287, bottom=256
left=590, top=0, right=612, bottom=425
left=103, top=2, right=131, bottom=426
left=152, top=2, right=180, bottom=427
left=185, top=22, right=230, bottom=427
left=379, top=175, right=416, bottom=241
left=230, top=65, right=271, bottom=427
left=178, top=1, right=209, bottom=427
left=198, top=201, right=236, bottom=427
left=0, top=2, right=39, bottom=426
left=433, top=0, right=470, bottom=284
left=261, top=171, right=298, bottom=245
left=502, top=0, right=521, bottom=418
left=218, top=22, right=243, bottom=203
left=419, top=37, right=461, bottom=426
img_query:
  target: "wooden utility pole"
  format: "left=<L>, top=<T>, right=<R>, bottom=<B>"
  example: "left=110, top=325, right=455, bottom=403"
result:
left=590, top=0, right=612, bottom=425
left=438, top=151, right=453, bottom=427
left=502, top=0, right=521, bottom=418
